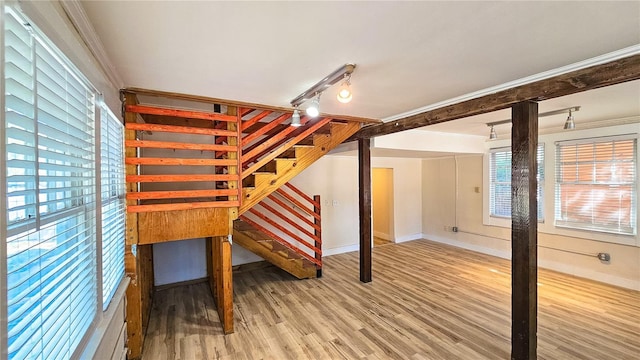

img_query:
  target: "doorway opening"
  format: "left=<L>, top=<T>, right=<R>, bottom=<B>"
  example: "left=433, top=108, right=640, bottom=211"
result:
left=372, top=168, right=394, bottom=247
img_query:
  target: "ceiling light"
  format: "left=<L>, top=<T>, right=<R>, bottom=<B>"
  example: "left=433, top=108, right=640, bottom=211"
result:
left=563, top=109, right=575, bottom=130
left=486, top=106, right=581, bottom=132
left=290, top=63, right=356, bottom=108
left=336, top=74, right=353, bottom=103
left=489, top=125, right=497, bottom=140
left=291, top=107, right=301, bottom=127
left=306, top=93, right=320, bottom=118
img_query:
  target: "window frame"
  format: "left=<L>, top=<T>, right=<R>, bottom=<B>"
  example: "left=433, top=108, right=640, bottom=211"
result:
left=488, top=144, right=545, bottom=221
left=483, top=124, right=639, bottom=247
left=554, top=134, right=637, bottom=236
left=1, top=6, right=127, bottom=360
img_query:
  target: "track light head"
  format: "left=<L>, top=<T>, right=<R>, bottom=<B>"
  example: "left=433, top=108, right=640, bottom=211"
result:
left=563, top=109, right=575, bottom=130
left=336, top=74, right=353, bottom=103
left=291, top=107, right=301, bottom=127
left=306, top=93, right=321, bottom=117
left=489, top=125, right=497, bottom=140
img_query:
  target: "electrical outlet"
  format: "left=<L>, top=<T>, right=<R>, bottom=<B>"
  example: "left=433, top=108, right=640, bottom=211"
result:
left=332, top=200, right=339, bottom=207
left=452, top=226, right=458, bottom=233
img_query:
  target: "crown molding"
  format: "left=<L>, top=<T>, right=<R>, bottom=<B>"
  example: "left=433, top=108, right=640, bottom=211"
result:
left=382, top=45, right=640, bottom=123
left=59, top=0, right=124, bottom=89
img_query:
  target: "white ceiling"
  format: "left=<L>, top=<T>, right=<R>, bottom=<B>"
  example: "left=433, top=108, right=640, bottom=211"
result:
left=81, top=1, right=640, bottom=137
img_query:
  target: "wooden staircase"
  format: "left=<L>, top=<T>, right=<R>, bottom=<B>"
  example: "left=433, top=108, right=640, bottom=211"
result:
left=120, top=88, right=378, bottom=350
left=234, top=220, right=318, bottom=279
left=240, top=120, right=360, bottom=214
left=235, top=182, right=323, bottom=279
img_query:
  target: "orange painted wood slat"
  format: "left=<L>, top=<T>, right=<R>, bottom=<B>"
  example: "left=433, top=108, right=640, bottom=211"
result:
left=127, top=174, right=237, bottom=183
left=267, top=194, right=320, bottom=232
left=275, top=188, right=320, bottom=220
left=239, top=215, right=321, bottom=267
left=247, top=207, right=321, bottom=255
left=126, top=189, right=239, bottom=200
left=126, top=104, right=237, bottom=122
left=240, top=115, right=311, bottom=160
left=258, top=200, right=320, bottom=243
left=125, top=122, right=236, bottom=137
left=240, top=107, right=253, bottom=117
left=242, top=117, right=333, bottom=179
left=241, top=117, right=311, bottom=164
left=127, top=201, right=239, bottom=213
left=125, top=157, right=236, bottom=166
left=284, top=182, right=320, bottom=208
left=125, top=140, right=236, bottom=152
left=241, top=110, right=272, bottom=132
left=241, top=113, right=292, bottom=146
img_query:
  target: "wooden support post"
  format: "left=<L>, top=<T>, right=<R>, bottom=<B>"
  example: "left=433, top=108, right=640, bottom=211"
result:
left=511, top=101, right=539, bottom=360
left=213, top=235, right=234, bottom=334
left=358, top=138, right=372, bottom=283
left=313, top=195, right=322, bottom=278
left=123, top=92, right=145, bottom=360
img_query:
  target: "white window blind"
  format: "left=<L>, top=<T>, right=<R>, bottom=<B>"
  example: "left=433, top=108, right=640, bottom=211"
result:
left=100, top=106, right=125, bottom=310
left=489, top=145, right=544, bottom=219
left=4, top=7, right=97, bottom=359
left=555, top=135, right=637, bottom=235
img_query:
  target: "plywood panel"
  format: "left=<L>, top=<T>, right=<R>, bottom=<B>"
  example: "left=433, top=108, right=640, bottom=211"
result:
left=138, top=207, right=230, bottom=244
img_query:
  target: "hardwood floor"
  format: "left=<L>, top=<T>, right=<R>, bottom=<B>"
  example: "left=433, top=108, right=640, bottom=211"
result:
left=373, top=236, right=392, bottom=247
left=142, top=239, right=640, bottom=359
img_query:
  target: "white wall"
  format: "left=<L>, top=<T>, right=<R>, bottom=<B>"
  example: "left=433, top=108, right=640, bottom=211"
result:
left=422, top=123, right=640, bottom=290
left=153, top=239, right=207, bottom=286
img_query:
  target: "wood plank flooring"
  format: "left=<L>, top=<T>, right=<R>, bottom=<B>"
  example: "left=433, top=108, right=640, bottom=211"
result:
left=373, top=237, right=392, bottom=247
left=142, top=239, right=640, bottom=359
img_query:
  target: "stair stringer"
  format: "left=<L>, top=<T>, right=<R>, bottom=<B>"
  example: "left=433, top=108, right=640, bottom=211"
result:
left=240, top=121, right=360, bottom=214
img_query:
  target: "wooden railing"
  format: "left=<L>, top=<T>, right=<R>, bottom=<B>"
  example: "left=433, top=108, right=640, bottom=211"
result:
left=124, top=104, right=241, bottom=213
left=239, top=182, right=322, bottom=275
left=238, top=108, right=334, bottom=179
left=123, top=95, right=374, bottom=215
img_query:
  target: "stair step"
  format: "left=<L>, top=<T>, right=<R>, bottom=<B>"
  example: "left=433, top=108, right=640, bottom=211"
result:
left=315, top=123, right=333, bottom=134
left=294, top=136, right=315, bottom=147
left=257, top=161, right=277, bottom=173
left=242, top=175, right=255, bottom=188
left=276, top=148, right=297, bottom=159
left=233, top=220, right=318, bottom=279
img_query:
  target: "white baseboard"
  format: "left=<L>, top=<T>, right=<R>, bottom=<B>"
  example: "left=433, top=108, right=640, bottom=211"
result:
left=538, top=258, right=640, bottom=291
left=395, top=233, right=423, bottom=243
left=422, top=233, right=511, bottom=259
left=421, top=233, right=639, bottom=291
left=324, top=244, right=359, bottom=256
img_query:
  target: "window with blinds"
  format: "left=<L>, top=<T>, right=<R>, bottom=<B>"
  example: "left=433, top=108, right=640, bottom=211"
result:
left=100, top=106, right=125, bottom=310
left=4, top=7, right=97, bottom=359
left=489, top=145, right=545, bottom=220
left=555, top=136, right=637, bottom=235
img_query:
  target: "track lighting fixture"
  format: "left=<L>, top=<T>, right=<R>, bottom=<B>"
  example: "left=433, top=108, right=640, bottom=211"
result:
left=563, top=109, right=575, bottom=130
left=336, top=73, right=353, bottom=103
left=290, top=64, right=356, bottom=118
left=306, top=93, right=321, bottom=118
left=489, top=125, right=497, bottom=140
left=291, top=106, right=301, bottom=127
left=486, top=105, right=580, bottom=139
